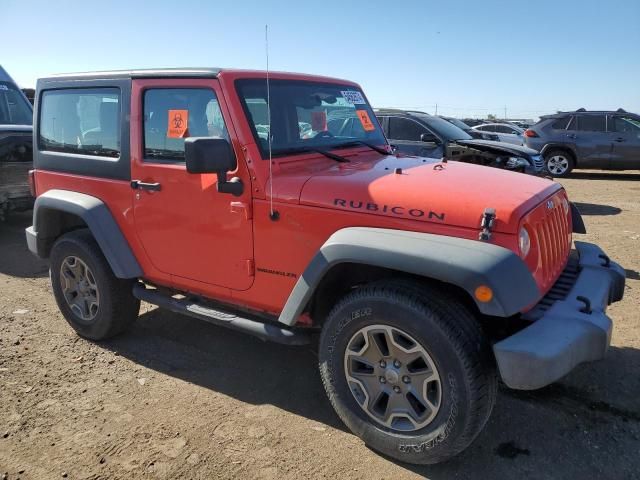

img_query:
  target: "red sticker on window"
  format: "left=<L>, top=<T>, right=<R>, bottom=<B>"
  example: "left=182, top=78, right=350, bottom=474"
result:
left=167, top=109, right=189, bottom=138
left=356, top=110, right=376, bottom=131
left=311, top=111, right=327, bottom=131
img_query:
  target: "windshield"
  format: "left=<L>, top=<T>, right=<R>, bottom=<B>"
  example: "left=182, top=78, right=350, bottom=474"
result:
left=445, top=117, right=472, bottom=131
left=236, top=79, right=387, bottom=157
left=419, top=115, right=473, bottom=141
left=0, top=82, right=33, bottom=125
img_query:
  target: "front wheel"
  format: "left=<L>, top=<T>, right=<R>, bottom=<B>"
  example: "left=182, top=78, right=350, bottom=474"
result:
left=318, top=281, right=497, bottom=464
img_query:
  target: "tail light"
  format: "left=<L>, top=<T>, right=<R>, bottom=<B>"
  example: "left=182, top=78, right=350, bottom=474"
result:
left=524, top=129, right=539, bottom=138
left=28, top=169, right=36, bottom=197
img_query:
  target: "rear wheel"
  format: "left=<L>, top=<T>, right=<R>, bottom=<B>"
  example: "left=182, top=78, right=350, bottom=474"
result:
left=544, top=149, right=575, bottom=177
left=319, top=281, right=497, bottom=464
left=50, top=229, right=140, bottom=340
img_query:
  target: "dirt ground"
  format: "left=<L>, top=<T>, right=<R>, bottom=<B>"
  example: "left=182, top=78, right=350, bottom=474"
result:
left=1, top=170, right=639, bottom=480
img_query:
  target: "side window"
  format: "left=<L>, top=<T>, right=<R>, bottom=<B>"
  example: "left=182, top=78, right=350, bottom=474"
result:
left=39, top=88, right=120, bottom=157
left=577, top=115, right=606, bottom=132
left=551, top=116, right=571, bottom=130
left=612, top=116, right=640, bottom=134
left=143, top=88, right=228, bottom=161
left=388, top=117, right=428, bottom=141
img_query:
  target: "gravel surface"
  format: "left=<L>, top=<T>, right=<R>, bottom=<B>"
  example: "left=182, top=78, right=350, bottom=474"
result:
left=1, top=170, right=638, bottom=479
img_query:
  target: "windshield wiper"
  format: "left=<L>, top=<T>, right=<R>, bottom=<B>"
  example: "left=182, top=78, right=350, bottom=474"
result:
left=279, top=146, right=350, bottom=163
left=333, top=140, right=389, bottom=155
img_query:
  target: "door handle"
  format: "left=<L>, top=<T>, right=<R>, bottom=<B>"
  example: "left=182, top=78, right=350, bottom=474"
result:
left=131, top=180, right=161, bottom=192
left=614, top=137, right=626, bottom=142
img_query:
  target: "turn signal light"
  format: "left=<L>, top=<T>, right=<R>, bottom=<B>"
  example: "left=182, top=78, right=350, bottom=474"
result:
left=524, top=129, right=539, bottom=138
left=474, top=285, right=494, bottom=303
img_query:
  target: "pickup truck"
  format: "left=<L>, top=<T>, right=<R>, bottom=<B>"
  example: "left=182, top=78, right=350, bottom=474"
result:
left=25, top=68, right=625, bottom=464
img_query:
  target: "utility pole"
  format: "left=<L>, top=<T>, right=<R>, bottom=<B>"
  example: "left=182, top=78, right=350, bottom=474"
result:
left=504, top=105, right=507, bottom=120
left=435, top=103, right=438, bottom=115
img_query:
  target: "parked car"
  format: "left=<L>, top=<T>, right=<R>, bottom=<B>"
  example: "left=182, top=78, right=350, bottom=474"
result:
left=27, top=68, right=624, bottom=465
left=524, top=108, right=640, bottom=177
left=0, top=65, right=34, bottom=220
left=375, top=109, right=543, bottom=174
left=507, top=120, right=534, bottom=130
left=472, top=123, right=525, bottom=145
left=438, top=115, right=500, bottom=141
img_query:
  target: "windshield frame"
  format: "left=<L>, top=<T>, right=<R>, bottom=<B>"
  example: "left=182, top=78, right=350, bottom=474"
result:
left=0, top=81, right=33, bottom=126
left=234, top=78, right=388, bottom=160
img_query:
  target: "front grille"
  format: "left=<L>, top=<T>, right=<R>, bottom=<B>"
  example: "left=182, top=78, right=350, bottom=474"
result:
left=528, top=193, right=572, bottom=292
left=531, top=155, right=544, bottom=171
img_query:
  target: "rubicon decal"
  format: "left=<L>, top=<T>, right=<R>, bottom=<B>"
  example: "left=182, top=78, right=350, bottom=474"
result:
left=334, top=199, right=445, bottom=221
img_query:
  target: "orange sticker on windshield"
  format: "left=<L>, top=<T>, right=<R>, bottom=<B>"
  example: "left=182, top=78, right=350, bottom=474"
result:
left=311, top=111, right=327, bottom=131
left=356, top=110, right=376, bottom=131
left=167, top=109, right=189, bottom=138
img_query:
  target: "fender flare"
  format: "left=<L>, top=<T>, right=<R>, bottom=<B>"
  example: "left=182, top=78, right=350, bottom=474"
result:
left=277, top=227, right=540, bottom=325
left=27, top=189, right=142, bottom=279
left=540, top=143, right=577, bottom=161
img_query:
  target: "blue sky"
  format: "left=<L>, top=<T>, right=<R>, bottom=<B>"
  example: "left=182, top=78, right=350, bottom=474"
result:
left=3, top=0, right=639, bottom=119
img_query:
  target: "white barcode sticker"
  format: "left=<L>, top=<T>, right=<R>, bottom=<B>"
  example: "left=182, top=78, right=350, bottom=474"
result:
left=341, top=90, right=366, bottom=104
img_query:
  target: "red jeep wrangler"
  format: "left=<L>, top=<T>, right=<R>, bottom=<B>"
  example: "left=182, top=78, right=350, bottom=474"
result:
left=26, top=68, right=625, bottom=464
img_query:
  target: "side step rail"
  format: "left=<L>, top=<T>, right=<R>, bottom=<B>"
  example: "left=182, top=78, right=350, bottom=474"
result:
left=133, top=284, right=311, bottom=346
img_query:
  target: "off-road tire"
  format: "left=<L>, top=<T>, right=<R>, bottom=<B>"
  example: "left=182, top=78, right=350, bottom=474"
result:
left=319, top=280, right=497, bottom=464
left=544, top=149, right=575, bottom=177
left=50, top=229, right=140, bottom=340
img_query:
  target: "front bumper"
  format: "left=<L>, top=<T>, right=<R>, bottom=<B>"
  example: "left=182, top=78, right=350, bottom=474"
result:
left=493, top=241, right=625, bottom=390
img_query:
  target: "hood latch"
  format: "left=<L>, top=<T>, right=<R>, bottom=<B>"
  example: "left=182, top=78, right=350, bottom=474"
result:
left=479, top=208, right=496, bottom=241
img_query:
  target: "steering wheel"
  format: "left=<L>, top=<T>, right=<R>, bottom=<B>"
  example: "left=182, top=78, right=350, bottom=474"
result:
left=315, top=130, right=334, bottom=139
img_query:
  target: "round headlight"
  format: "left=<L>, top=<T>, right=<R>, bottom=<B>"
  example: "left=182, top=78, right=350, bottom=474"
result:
left=519, top=227, right=531, bottom=258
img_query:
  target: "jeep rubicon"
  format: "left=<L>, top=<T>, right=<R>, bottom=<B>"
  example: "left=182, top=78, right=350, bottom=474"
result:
left=26, top=68, right=625, bottom=464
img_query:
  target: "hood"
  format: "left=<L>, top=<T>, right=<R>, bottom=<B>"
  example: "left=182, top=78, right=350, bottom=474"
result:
left=299, top=154, right=559, bottom=233
left=455, top=139, right=538, bottom=157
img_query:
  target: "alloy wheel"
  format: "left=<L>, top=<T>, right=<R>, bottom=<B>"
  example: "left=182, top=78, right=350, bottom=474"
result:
left=546, top=155, right=570, bottom=175
left=59, top=256, right=100, bottom=322
left=344, top=324, right=442, bottom=432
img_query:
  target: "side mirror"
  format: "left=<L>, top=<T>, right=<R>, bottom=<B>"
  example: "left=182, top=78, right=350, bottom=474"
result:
left=185, top=137, right=243, bottom=196
left=420, top=132, right=439, bottom=143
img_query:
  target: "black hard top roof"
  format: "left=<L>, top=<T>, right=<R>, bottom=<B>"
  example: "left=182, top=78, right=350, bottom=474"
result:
left=39, top=67, right=222, bottom=81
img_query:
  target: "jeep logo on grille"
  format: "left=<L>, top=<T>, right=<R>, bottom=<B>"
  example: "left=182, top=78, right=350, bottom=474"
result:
left=546, top=200, right=554, bottom=210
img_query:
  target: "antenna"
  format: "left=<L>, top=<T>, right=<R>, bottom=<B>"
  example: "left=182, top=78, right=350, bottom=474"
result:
left=265, top=25, right=279, bottom=221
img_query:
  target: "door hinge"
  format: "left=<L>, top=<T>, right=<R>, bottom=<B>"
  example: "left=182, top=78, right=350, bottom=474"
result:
left=246, top=259, right=255, bottom=277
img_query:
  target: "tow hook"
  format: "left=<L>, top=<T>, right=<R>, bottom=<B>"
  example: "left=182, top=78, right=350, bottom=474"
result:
left=479, top=208, right=496, bottom=241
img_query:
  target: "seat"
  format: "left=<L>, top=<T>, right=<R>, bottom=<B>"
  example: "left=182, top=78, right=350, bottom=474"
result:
left=83, top=102, right=119, bottom=151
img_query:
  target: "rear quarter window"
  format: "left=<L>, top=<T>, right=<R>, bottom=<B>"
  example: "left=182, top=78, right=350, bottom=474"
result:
left=39, top=88, right=121, bottom=157
left=551, top=116, right=571, bottom=130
